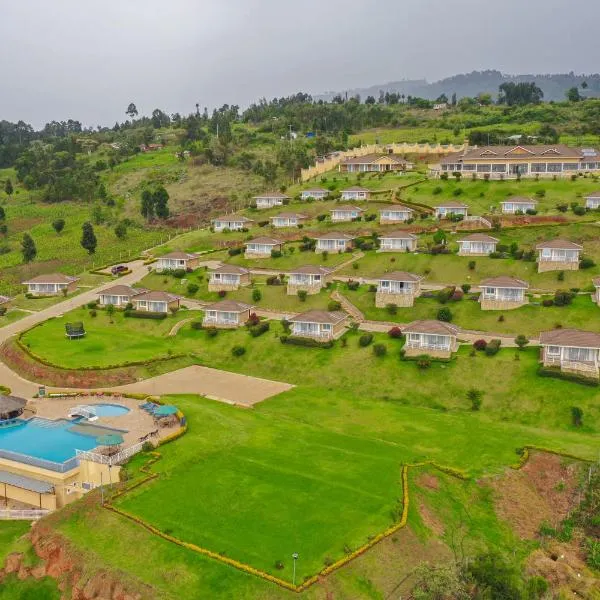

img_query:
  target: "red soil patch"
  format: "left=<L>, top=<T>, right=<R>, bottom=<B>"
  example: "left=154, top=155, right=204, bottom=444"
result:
left=419, top=503, right=445, bottom=536
left=490, top=452, right=581, bottom=539
left=417, top=473, right=440, bottom=491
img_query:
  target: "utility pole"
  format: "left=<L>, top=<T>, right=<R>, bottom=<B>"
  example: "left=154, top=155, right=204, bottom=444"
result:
left=292, top=553, right=299, bottom=586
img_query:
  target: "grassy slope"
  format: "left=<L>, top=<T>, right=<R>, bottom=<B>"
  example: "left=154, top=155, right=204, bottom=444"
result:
left=345, top=285, right=600, bottom=336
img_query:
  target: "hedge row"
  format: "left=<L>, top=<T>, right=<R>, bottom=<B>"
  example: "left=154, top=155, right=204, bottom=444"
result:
left=124, top=310, right=167, bottom=320
left=537, top=366, right=599, bottom=387
left=280, top=335, right=334, bottom=349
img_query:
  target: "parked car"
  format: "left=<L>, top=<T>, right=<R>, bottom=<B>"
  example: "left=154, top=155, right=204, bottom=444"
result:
left=111, top=265, right=128, bottom=275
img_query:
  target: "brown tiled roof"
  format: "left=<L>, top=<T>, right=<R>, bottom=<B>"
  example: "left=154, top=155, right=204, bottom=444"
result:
left=99, top=285, right=146, bottom=297
left=246, top=236, right=282, bottom=245
left=330, top=205, right=365, bottom=212
left=441, top=145, right=586, bottom=165
left=288, top=310, right=347, bottom=324
left=22, top=273, right=79, bottom=285
left=585, top=191, right=600, bottom=199
left=211, top=265, right=249, bottom=275
left=133, top=291, right=180, bottom=302
left=434, top=201, right=468, bottom=208
left=457, top=233, right=499, bottom=243
left=205, top=300, right=253, bottom=312
left=313, top=233, right=354, bottom=240
left=535, top=239, right=583, bottom=250
left=341, top=154, right=408, bottom=165
left=479, top=276, right=529, bottom=289
left=501, top=196, right=538, bottom=205
left=213, top=215, right=253, bottom=223
left=289, top=265, right=332, bottom=275
left=302, top=187, right=328, bottom=193
left=403, top=320, right=459, bottom=336
left=379, top=205, right=414, bottom=213
left=379, top=231, right=417, bottom=240
left=539, top=328, right=600, bottom=348
left=253, top=192, right=290, bottom=199
left=270, top=212, right=308, bottom=219
left=159, top=251, right=199, bottom=260
left=379, top=271, right=423, bottom=282
left=341, top=186, right=371, bottom=192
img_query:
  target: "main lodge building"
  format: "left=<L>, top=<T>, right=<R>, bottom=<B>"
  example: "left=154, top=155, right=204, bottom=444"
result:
left=436, top=145, right=600, bottom=178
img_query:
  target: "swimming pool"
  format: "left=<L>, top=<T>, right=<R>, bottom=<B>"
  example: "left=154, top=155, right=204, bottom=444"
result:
left=0, top=417, right=99, bottom=463
left=91, top=403, right=130, bottom=417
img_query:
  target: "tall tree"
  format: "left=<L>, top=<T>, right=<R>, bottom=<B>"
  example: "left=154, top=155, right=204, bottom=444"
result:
left=140, top=189, right=154, bottom=221
left=153, top=186, right=170, bottom=219
left=566, top=87, right=582, bottom=102
left=21, top=233, right=36, bottom=263
left=114, top=221, right=127, bottom=239
left=126, top=103, right=138, bottom=119
left=4, top=179, right=13, bottom=196
left=81, top=222, right=97, bottom=254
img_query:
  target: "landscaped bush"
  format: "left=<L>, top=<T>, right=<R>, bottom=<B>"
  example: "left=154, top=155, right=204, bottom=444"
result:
left=252, top=289, right=262, bottom=302
left=415, top=355, right=431, bottom=369
left=206, top=327, right=218, bottom=338
left=542, top=298, right=554, bottom=307
left=246, top=312, right=260, bottom=326
left=87, top=301, right=98, bottom=309
left=187, top=283, right=199, bottom=295
left=484, top=339, right=501, bottom=356
left=571, top=406, right=583, bottom=427
left=373, top=343, right=387, bottom=357
left=358, top=333, right=373, bottom=347
left=386, top=303, right=398, bottom=315
left=266, top=275, right=283, bottom=285
left=89, top=309, right=97, bottom=318
left=388, top=326, right=402, bottom=338
left=248, top=322, right=270, bottom=337
left=124, top=310, right=167, bottom=320
left=171, top=269, right=186, bottom=279
left=473, top=339, right=487, bottom=351
left=346, top=280, right=359, bottom=291
left=270, top=250, right=282, bottom=259
left=556, top=203, right=568, bottom=213
left=468, top=260, right=476, bottom=270
left=554, top=290, right=575, bottom=306
left=450, top=289, right=464, bottom=301
left=525, top=208, right=537, bottom=215
left=437, top=307, right=452, bottom=322
left=328, top=300, right=342, bottom=311
left=218, top=290, right=227, bottom=298
left=436, top=287, right=454, bottom=304
left=190, top=321, right=203, bottom=330
left=573, top=206, right=586, bottom=216
left=231, top=345, right=246, bottom=356
left=467, top=388, right=483, bottom=411
left=297, top=290, right=308, bottom=302
left=368, top=284, right=377, bottom=293
left=538, top=366, right=599, bottom=387
left=228, top=247, right=242, bottom=256
left=461, top=284, right=471, bottom=294
left=316, top=214, right=327, bottom=222
left=580, top=257, right=596, bottom=269
left=280, top=335, right=333, bottom=349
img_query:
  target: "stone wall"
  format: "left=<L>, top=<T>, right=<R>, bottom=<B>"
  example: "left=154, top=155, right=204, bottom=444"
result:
left=287, top=283, right=323, bottom=296
left=375, top=292, right=415, bottom=308
left=480, top=298, right=527, bottom=311
left=537, top=260, right=579, bottom=272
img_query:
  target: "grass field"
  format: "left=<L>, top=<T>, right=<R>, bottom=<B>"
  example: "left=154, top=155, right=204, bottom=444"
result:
left=21, top=315, right=600, bottom=432
left=345, top=284, right=600, bottom=336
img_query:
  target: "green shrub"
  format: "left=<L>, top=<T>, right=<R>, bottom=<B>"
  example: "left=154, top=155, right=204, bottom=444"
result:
left=87, top=301, right=98, bottom=309
left=231, top=345, right=246, bottom=357
left=249, top=322, right=270, bottom=337
left=554, top=290, right=574, bottom=306
left=228, top=247, right=242, bottom=256
left=571, top=406, right=583, bottom=427
left=346, top=280, right=359, bottom=291
left=124, top=310, right=167, bottom=320
left=373, top=343, right=387, bottom=357
left=538, top=366, right=599, bottom=387
left=461, top=284, right=471, bottom=294
left=89, top=309, right=97, bottom=318
left=484, top=339, right=501, bottom=356
left=270, top=250, right=282, bottom=259
left=416, top=355, right=431, bottom=369
left=297, top=290, right=308, bottom=302
left=468, top=260, right=476, bottom=270
left=190, top=321, right=203, bottom=330
left=206, top=327, right=218, bottom=338
left=359, top=333, right=374, bottom=347
left=187, top=283, right=199, bottom=295
left=580, top=257, right=595, bottom=269
left=386, top=303, right=397, bottom=315
left=252, top=288, right=262, bottom=302
left=437, top=307, right=452, bottom=322
left=328, top=300, right=342, bottom=311
left=515, top=334, right=529, bottom=350
left=467, top=388, right=483, bottom=411
left=280, top=335, right=333, bottom=349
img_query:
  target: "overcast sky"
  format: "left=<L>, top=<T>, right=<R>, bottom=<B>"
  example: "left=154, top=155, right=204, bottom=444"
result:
left=1, top=0, right=599, bottom=128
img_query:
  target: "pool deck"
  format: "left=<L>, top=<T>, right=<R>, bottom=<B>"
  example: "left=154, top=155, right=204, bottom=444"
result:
left=28, top=396, right=178, bottom=449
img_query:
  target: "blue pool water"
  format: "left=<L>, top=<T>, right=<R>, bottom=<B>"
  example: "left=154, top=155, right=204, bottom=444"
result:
left=0, top=418, right=99, bottom=463
left=91, top=403, right=130, bottom=417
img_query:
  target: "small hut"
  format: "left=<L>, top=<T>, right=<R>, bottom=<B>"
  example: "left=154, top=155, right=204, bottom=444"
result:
left=0, top=394, right=26, bottom=421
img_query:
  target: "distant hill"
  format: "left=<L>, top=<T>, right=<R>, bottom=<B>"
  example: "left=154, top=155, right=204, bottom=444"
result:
left=316, top=70, right=600, bottom=102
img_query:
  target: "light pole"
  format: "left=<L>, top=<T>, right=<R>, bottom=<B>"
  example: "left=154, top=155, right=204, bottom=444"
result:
left=292, top=553, right=299, bottom=586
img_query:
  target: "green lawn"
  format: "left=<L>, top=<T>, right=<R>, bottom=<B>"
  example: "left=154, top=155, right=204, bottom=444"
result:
left=345, top=285, right=600, bottom=336
left=22, top=315, right=600, bottom=433
left=0, top=308, right=30, bottom=326
left=341, top=247, right=600, bottom=291
left=138, top=272, right=333, bottom=313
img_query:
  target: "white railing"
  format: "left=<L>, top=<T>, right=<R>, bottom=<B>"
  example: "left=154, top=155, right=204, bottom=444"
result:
left=292, top=329, right=332, bottom=340
left=0, top=509, right=50, bottom=520
left=68, top=405, right=97, bottom=420
left=76, top=441, right=145, bottom=466
left=406, top=342, right=450, bottom=351
left=379, top=288, right=414, bottom=295
left=203, top=317, right=239, bottom=325
left=464, top=216, right=492, bottom=228
left=540, top=255, right=579, bottom=263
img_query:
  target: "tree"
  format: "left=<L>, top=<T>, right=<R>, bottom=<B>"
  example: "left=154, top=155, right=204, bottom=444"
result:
left=498, top=82, right=543, bottom=106
left=153, top=186, right=170, bottom=219
left=467, top=388, right=483, bottom=411
left=411, top=563, right=468, bottom=600
left=4, top=179, right=13, bottom=196
left=140, top=189, right=154, bottom=221
left=514, top=334, right=529, bottom=350
left=451, top=92, right=457, bottom=106
left=571, top=406, right=583, bottom=427
left=433, top=229, right=447, bottom=246
left=106, top=303, right=115, bottom=323
left=81, top=222, right=97, bottom=254
left=21, top=233, right=36, bottom=263
left=114, top=221, right=127, bottom=239
left=0, top=206, right=4, bottom=221
left=566, top=86, right=582, bottom=102
left=437, top=307, right=452, bottom=322
left=126, top=103, right=138, bottom=119
left=52, top=218, right=65, bottom=234
left=435, top=93, right=448, bottom=104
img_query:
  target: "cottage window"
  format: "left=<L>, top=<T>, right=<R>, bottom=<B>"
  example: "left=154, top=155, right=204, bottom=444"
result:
left=492, top=164, right=506, bottom=172
left=462, top=164, right=476, bottom=171
left=476, top=164, right=491, bottom=172
left=546, top=163, right=562, bottom=172
left=562, top=163, right=579, bottom=171
left=531, top=163, right=546, bottom=173
left=546, top=345, right=560, bottom=356
left=565, top=347, right=595, bottom=362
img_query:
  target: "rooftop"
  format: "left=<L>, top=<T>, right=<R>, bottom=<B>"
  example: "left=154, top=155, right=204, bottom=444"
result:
left=539, top=328, right=600, bottom=349
left=22, top=273, right=79, bottom=285
left=0, top=470, right=54, bottom=495
left=0, top=394, right=27, bottom=415
left=340, top=153, right=408, bottom=165
left=133, top=290, right=180, bottom=302
left=289, top=310, right=347, bottom=324
left=479, top=276, right=529, bottom=289
left=205, top=300, right=254, bottom=312
left=535, top=239, right=583, bottom=250
left=211, top=264, right=249, bottom=275
left=403, top=320, right=459, bottom=336
left=246, top=236, right=283, bottom=245
left=441, top=145, right=590, bottom=164
left=159, top=251, right=199, bottom=260
left=379, top=271, right=423, bottom=282
left=289, top=265, right=332, bottom=275
left=457, top=233, right=499, bottom=243
left=99, top=285, right=146, bottom=297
